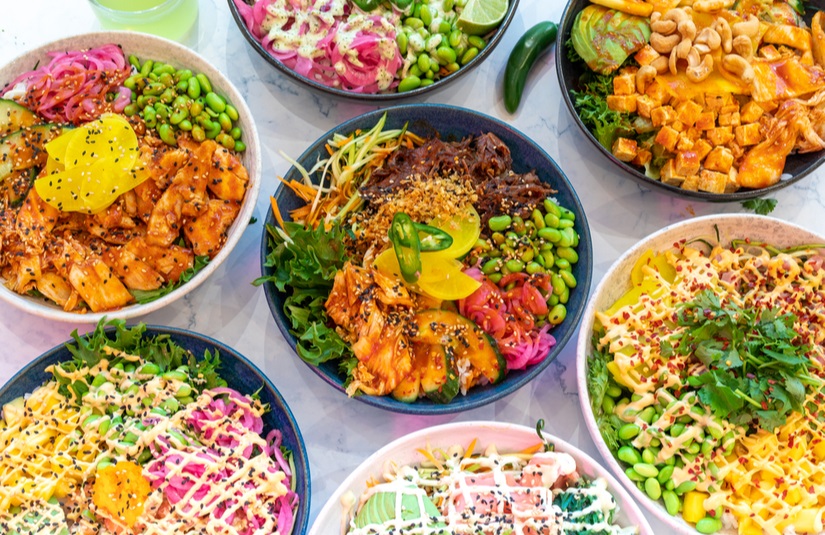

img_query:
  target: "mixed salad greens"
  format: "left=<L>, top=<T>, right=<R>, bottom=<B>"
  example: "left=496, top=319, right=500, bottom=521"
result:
left=0, top=43, right=249, bottom=313
left=0, top=319, right=299, bottom=534
left=257, top=114, right=583, bottom=404
left=233, top=0, right=508, bottom=93
left=588, top=234, right=825, bottom=534
left=342, top=424, right=639, bottom=534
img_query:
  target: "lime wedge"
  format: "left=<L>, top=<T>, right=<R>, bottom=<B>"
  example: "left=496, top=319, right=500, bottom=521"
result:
left=457, top=0, right=509, bottom=36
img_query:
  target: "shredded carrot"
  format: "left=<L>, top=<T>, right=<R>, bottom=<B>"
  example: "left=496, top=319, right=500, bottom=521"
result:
left=416, top=448, right=444, bottom=471
left=520, top=442, right=545, bottom=455
left=463, top=438, right=478, bottom=460
left=270, top=196, right=285, bottom=230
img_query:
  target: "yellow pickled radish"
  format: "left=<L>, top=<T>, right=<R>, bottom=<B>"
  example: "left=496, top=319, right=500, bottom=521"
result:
left=426, top=205, right=481, bottom=259
left=35, top=114, right=144, bottom=214
left=417, top=264, right=481, bottom=301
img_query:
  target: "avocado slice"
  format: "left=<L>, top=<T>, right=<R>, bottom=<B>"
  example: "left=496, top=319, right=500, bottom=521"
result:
left=354, top=486, right=445, bottom=530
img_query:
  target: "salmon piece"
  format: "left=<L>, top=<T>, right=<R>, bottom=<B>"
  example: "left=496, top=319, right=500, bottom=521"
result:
left=68, top=257, right=134, bottom=312
left=183, top=199, right=240, bottom=258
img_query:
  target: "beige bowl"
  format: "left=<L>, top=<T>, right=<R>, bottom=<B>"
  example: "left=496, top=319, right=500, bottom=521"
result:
left=0, top=31, right=260, bottom=322
left=576, top=214, right=825, bottom=534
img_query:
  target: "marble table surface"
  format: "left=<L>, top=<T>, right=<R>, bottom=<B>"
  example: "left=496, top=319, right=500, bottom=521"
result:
left=2, top=0, right=824, bottom=532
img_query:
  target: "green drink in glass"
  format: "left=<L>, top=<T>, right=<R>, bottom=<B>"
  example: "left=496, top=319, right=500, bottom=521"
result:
left=89, top=0, right=198, bottom=42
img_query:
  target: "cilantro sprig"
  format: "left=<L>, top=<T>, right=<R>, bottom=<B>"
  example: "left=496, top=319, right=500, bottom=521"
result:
left=664, top=290, right=821, bottom=431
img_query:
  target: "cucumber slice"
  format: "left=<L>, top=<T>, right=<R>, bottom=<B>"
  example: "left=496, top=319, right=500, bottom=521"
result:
left=0, top=99, right=39, bottom=139
left=0, top=124, right=64, bottom=180
left=419, top=343, right=459, bottom=403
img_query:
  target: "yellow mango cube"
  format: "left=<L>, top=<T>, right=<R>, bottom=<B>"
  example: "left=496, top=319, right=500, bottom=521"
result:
left=738, top=517, right=763, bottom=535
left=683, top=491, right=710, bottom=524
left=793, top=507, right=823, bottom=533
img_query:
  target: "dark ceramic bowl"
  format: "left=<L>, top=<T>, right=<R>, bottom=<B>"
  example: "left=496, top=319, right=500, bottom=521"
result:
left=227, top=0, right=519, bottom=101
left=556, top=0, right=825, bottom=201
left=0, top=325, right=310, bottom=535
left=260, top=103, right=593, bottom=415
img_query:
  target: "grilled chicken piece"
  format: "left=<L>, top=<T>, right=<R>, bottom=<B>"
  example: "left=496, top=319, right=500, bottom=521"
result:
left=183, top=199, right=240, bottom=258
left=208, top=143, right=249, bottom=201
left=132, top=179, right=163, bottom=224
left=326, top=262, right=416, bottom=396
left=14, top=189, right=59, bottom=247
left=35, top=272, right=75, bottom=309
left=68, top=256, right=134, bottom=312
left=738, top=100, right=805, bottom=188
left=123, top=237, right=194, bottom=283
left=101, top=246, right=164, bottom=291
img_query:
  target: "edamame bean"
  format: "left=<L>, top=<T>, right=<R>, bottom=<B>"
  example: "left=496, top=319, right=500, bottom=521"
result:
left=625, top=468, right=644, bottom=482
left=551, top=274, right=565, bottom=296
left=438, top=20, right=452, bottom=34
left=602, top=396, right=615, bottom=413
left=195, top=73, right=212, bottom=94
left=695, top=517, right=722, bottom=534
left=406, top=16, right=424, bottom=29
left=618, top=446, right=642, bottom=465
left=554, top=258, right=571, bottom=271
left=206, top=122, right=222, bottom=139
left=555, top=247, right=578, bottom=264
left=417, top=54, right=432, bottom=73
left=225, top=104, right=239, bottom=121
left=128, top=54, right=141, bottom=69
left=218, top=112, right=232, bottom=131
left=397, top=33, right=409, bottom=55
left=176, top=69, right=193, bottom=82
left=218, top=132, right=236, bottom=150
left=467, top=35, right=487, bottom=50
left=488, top=272, right=503, bottom=284
left=645, top=478, right=662, bottom=500
left=633, top=463, right=658, bottom=478
left=157, top=124, right=177, bottom=146
left=488, top=214, right=512, bottom=231
left=153, top=63, right=175, bottom=75
left=547, top=304, right=566, bottom=325
left=158, top=72, right=174, bottom=87
left=537, top=227, right=561, bottom=242
left=175, top=383, right=193, bottom=399
left=641, top=446, right=656, bottom=464
left=170, top=108, right=189, bottom=125
left=675, top=480, right=696, bottom=495
left=398, top=75, right=422, bottom=92
left=437, top=46, right=457, bottom=65
left=461, top=47, right=479, bottom=65
left=505, top=259, right=524, bottom=273
left=205, top=91, right=227, bottom=113
left=559, top=269, right=577, bottom=288
left=192, top=125, right=206, bottom=142
left=420, top=5, right=432, bottom=26
left=140, top=60, right=154, bottom=76
left=187, top=77, right=201, bottom=99
left=143, top=106, right=157, bottom=127
left=541, top=250, right=555, bottom=269
left=657, top=465, right=675, bottom=485
left=618, top=423, right=641, bottom=440
left=155, top=103, right=170, bottom=120
left=178, top=119, right=193, bottom=131
left=138, top=363, right=160, bottom=376
left=230, top=126, right=242, bottom=140
left=558, top=218, right=575, bottom=229
left=662, top=489, right=680, bottom=516
left=482, top=258, right=502, bottom=274
left=559, top=227, right=576, bottom=247
left=606, top=384, right=622, bottom=398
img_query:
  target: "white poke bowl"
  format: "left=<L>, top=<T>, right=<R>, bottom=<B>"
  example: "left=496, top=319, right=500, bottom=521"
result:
left=576, top=214, right=825, bottom=534
left=309, top=420, right=653, bottom=534
left=0, top=31, right=261, bottom=322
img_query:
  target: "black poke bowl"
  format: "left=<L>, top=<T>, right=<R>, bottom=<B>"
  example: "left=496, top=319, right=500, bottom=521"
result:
left=556, top=0, right=825, bottom=201
left=0, top=323, right=310, bottom=534
left=228, top=0, right=520, bottom=101
left=259, top=103, right=593, bottom=415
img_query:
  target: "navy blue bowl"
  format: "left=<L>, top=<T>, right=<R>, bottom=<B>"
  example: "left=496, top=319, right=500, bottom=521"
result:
left=260, top=103, right=593, bottom=415
left=0, top=325, right=310, bottom=535
left=556, top=0, right=825, bottom=202
left=227, top=0, right=520, bottom=101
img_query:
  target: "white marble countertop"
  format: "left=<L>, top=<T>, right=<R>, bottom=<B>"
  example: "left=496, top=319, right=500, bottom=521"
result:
left=2, top=1, right=824, bottom=533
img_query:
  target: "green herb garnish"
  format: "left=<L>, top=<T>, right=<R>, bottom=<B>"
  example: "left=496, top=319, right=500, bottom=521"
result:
left=741, top=198, right=778, bottom=215
left=131, top=255, right=210, bottom=304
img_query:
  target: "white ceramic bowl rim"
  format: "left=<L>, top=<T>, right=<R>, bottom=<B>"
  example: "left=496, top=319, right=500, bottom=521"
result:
left=0, top=31, right=261, bottom=323
left=309, top=420, right=654, bottom=535
left=575, top=214, right=825, bottom=534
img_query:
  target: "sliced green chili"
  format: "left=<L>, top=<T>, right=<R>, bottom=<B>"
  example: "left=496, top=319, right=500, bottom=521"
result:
left=390, top=213, right=422, bottom=283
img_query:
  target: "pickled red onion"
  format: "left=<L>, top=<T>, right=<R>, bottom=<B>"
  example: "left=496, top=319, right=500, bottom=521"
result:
left=2, top=44, right=131, bottom=124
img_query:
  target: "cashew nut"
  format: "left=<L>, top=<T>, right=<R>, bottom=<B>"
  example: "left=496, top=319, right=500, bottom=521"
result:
left=651, top=19, right=677, bottom=35
left=732, top=14, right=759, bottom=38
left=678, top=20, right=697, bottom=41
left=695, top=27, right=722, bottom=51
left=669, top=48, right=679, bottom=75
left=651, top=32, right=682, bottom=54
left=676, top=37, right=693, bottom=59
left=651, top=11, right=661, bottom=23
left=663, top=8, right=690, bottom=25
left=687, top=53, right=714, bottom=82
left=733, top=35, right=754, bottom=59
left=713, top=18, right=733, bottom=54
left=694, top=43, right=712, bottom=55
left=722, top=53, right=755, bottom=84
left=651, top=55, right=670, bottom=74
left=693, top=0, right=735, bottom=13
left=636, top=65, right=658, bottom=94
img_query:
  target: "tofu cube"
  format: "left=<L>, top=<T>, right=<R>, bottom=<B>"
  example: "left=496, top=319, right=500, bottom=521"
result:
left=612, top=137, right=639, bottom=162
left=704, top=95, right=727, bottom=111
left=671, top=120, right=686, bottom=132
left=632, top=149, right=652, bottom=167
left=735, top=123, right=761, bottom=146
left=655, top=125, right=680, bottom=152
left=740, top=101, right=764, bottom=124
left=725, top=168, right=740, bottom=193
left=718, top=112, right=741, bottom=127
left=636, top=95, right=657, bottom=119
left=681, top=175, right=700, bottom=191
left=645, top=80, right=671, bottom=105
left=720, top=103, right=740, bottom=115
left=677, top=135, right=695, bottom=151
left=693, top=139, right=713, bottom=161
left=607, top=95, right=638, bottom=113
left=651, top=105, right=677, bottom=127
left=660, top=159, right=685, bottom=186
left=698, top=170, right=729, bottom=194
left=676, top=100, right=704, bottom=126
left=706, top=126, right=734, bottom=146
left=685, top=127, right=702, bottom=142
left=675, top=151, right=701, bottom=176
left=695, top=111, right=717, bottom=131
left=634, top=45, right=660, bottom=66
left=613, top=72, right=637, bottom=96
left=704, top=146, right=734, bottom=172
